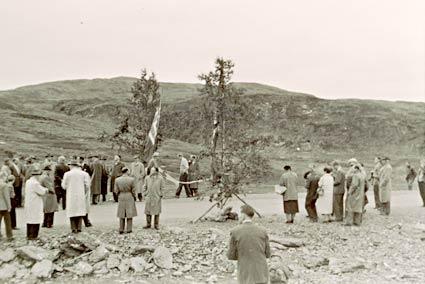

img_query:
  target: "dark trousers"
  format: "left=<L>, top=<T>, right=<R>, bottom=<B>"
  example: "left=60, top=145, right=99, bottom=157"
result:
left=419, top=182, right=425, bottom=206
left=305, top=197, right=318, bottom=221
left=373, top=183, right=381, bottom=208
left=43, top=213, right=54, bottom=228
left=57, top=189, right=66, bottom=210
left=380, top=202, right=391, bottom=215
left=113, top=192, right=118, bottom=202
left=119, top=218, right=133, bottom=233
left=26, top=223, right=40, bottom=240
left=10, top=198, right=16, bottom=228
left=83, top=214, right=92, bottom=227
left=14, top=186, right=22, bottom=207
left=332, top=193, right=344, bottom=221
left=92, top=194, right=99, bottom=205
left=0, top=210, right=13, bottom=239
left=175, top=173, right=191, bottom=197
left=70, top=216, right=83, bottom=232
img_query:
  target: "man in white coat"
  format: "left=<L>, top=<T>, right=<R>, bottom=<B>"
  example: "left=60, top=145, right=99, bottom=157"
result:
left=62, top=160, right=91, bottom=233
left=24, top=164, right=48, bottom=240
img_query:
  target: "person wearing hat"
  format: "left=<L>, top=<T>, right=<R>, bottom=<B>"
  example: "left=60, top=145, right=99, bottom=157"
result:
left=24, top=164, right=49, bottom=240
left=143, top=166, right=164, bottom=230
left=62, top=160, right=91, bottom=233
left=147, top=152, right=160, bottom=176
left=0, top=172, right=15, bottom=241
left=111, top=155, right=125, bottom=202
left=129, top=155, right=145, bottom=202
left=114, top=167, right=137, bottom=234
left=345, top=165, right=366, bottom=226
left=188, top=155, right=201, bottom=197
left=90, top=155, right=105, bottom=205
left=304, top=164, right=320, bottom=222
left=100, top=156, right=109, bottom=202
left=40, top=166, right=58, bottom=228
left=227, top=205, right=271, bottom=284
left=378, top=157, right=392, bottom=216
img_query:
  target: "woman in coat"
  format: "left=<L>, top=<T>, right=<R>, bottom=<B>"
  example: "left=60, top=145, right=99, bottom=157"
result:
left=345, top=165, right=365, bottom=225
left=317, top=167, right=334, bottom=222
left=24, top=165, right=48, bottom=240
left=41, top=166, right=58, bottom=228
left=279, top=165, right=299, bottom=224
left=379, top=157, right=392, bottom=216
left=143, top=167, right=164, bottom=230
left=90, top=156, right=104, bottom=204
left=114, top=168, right=137, bottom=234
left=188, top=155, right=201, bottom=197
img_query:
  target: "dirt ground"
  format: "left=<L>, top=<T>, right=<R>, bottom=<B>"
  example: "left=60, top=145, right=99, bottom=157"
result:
left=4, top=190, right=425, bottom=284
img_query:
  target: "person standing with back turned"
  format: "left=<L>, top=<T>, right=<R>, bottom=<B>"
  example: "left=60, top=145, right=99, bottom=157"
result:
left=227, top=205, right=271, bottom=284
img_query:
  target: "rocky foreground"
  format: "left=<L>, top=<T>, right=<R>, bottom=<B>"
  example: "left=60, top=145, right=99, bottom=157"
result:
left=1, top=207, right=425, bottom=284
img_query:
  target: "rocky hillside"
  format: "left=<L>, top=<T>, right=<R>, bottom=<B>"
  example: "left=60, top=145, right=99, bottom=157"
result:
left=0, top=77, right=424, bottom=160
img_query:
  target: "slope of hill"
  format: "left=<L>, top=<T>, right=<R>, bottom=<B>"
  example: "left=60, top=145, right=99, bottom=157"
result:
left=0, top=77, right=424, bottom=163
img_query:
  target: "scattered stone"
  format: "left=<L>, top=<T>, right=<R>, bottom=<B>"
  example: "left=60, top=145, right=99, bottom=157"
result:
left=106, top=254, right=121, bottom=270
left=131, top=245, right=155, bottom=255
left=303, top=256, right=329, bottom=269
left=270, top=237, right=304, bottom=248
left=172, top=271, right=183, bottom=277
left=31, top=259, right=53, bottom=278
left=328, top=258, right=366, bottom=274
left=0, top=263, right=19, bottom=279
left=17, top=246, right=51, bottom=261
left=15, top=268, right=30, bottom=279
left=92, top=260, right=106, bottom=272
left=0, top=248, right=16, bottom=263
left=130, top=256, right=147, bottom=272
left=118, top=259, right=130, bottom=273
left=89, top=245, right=109, bottom=263
left=153, top=246, right=173, bottom=269
left=167, top=227, right=186, bottom=234
left=74, top=261, right=93, bottom=276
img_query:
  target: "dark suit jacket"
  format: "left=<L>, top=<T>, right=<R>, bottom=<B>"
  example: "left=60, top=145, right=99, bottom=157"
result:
left=54, top=163, right=70, bottom=190
left=305, top=173, right=319, bottom=202
left=8, top=164, right=22, bottom=187
left=227, top=222, right=271, bottom=284
left=333, top=169, right=346, bottom=195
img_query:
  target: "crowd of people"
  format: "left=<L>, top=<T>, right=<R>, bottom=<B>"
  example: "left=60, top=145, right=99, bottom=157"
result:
left=279, top=157, right=425, bottom=226
left=0, top=151, right=205, bottom=241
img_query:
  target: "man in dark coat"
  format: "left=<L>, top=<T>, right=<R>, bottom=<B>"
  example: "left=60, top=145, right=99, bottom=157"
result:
left=114, top=168, right=137, bottom=234
left=304, top=167, right=320, bottom=223
left=54, top=156, right=70, bottom=210
left=332, top=161, right=346, bottom=222
left=227, top=205, right=271, bottom=284
left=111, top=155, right=125, bottom=202
left=78, top=157, right=93, bottom=177
left=90, top=156, right=104, bottom=205
left=6, top=159, right=23, bottom=209
left=100, top=156, right=109, bottom=202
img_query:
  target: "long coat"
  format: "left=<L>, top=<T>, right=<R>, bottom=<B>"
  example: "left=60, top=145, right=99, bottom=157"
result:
left=279, top=171, right=298, bottom=201
left=114, top=175, right=137, bottom=218
left=188, top=161, right=201, bottom=189
left=318, top=173, right=334, bottom=215
left=143, top=173, right=164, bottom=215
left=54, top=163, right=70, bottom=194
left=0, top=181, right=12, bottom=211
left=379, top=164, right=392, bottom=203
left=90, top=160, right=105, bottom=195
left=227, top=222, right=271, bottom=284
left=130, top=162, right=145, bottom=195
left=346, top=172, right=365, bottom=213
left=62, top=168, right=90, bottom=218
left=332, top=169, right=345, bottom=195
left=110, top=162, right=125, bottom=193
left=24, top=177, right=48, bottom=224
left=40, top=174, right=58, bottom=213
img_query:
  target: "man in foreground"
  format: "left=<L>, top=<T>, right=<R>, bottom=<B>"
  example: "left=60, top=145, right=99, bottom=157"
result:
left=227, top=205, right=271, bottom=284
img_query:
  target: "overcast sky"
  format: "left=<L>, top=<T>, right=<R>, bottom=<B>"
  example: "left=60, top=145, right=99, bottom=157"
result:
left=0, top=0, right=424, bottom=101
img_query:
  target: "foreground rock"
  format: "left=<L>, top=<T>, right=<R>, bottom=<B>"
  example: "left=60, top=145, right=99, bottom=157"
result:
left=0, top=248, right=16, bottom=263
left=31, top=259, right=53, bottom=278
left=153, top=246, right=173, bottom=269
left=0, top=263, right=19, bottom=280
left=73, top=261, right=93, bottom=276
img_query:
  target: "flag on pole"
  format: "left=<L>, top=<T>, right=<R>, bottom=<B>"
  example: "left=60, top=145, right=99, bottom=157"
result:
left=144, top=100, right=161, bottom=161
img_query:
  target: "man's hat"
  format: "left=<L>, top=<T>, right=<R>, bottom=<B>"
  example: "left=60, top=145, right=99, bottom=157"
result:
left=43, top=165, right=51, bottom=171
left=30, top=164, right=43, bottom=176
left=153, top=152, right=159, bottom=157
left=381, top=157, right=391, bottom=161
left=347, top=158, right=358, bottom=164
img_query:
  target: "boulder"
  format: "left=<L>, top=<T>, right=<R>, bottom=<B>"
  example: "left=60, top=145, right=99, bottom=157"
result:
left=92, top=260, right=106, bottom=272
left=153, top=246, right=173, bottom=269
left=328, top=258, right=366, bottom=274
left=130, top=257, right=147, bottom=272
left=0, top=263, right=19, bottom=279
left=74, top=261, right=93, bottom=276
left=31, top=259, right=53, bottom=278
left=303, top=256, right=329, bottom=269
left=0, top=248, right=16, bottom=263
left=106, top=254, right=121, bottom=270
left=17, top=246, right=51, bottom=262
left=89, top=245, right=109, bottom=263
